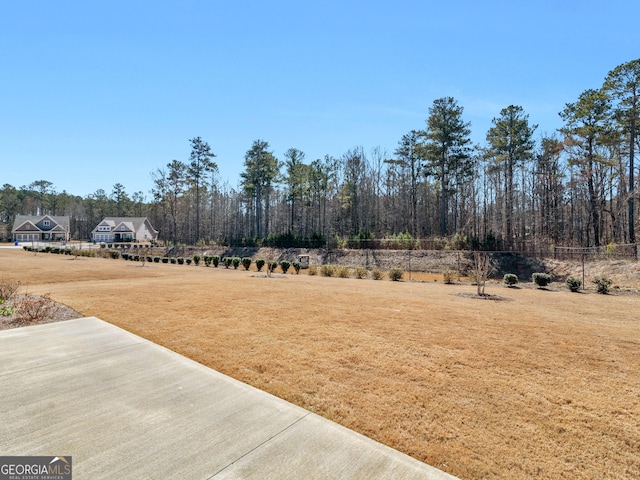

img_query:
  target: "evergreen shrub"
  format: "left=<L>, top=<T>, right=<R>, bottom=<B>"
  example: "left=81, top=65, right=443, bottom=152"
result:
left=532, top=273, right=552, bottom=288
left=592, top=277, right=612, bottom=294
left=388, top=268, right=404, bottom=281
left=279, top=260, right=291, bottom=274
left=566, top=276, right=582, bottom=292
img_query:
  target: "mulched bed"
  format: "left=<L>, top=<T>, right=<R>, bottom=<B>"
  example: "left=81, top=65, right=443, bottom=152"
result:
left=0, top=295, right=83, bottom=330
left=453, top=292, right=510, bottom=301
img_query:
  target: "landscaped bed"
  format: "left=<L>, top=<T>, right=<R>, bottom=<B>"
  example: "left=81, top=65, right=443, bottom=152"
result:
left=1, top=247, right=639, bottom=479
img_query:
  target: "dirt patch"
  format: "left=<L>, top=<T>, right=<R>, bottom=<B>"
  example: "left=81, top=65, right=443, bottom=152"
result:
left=2, top=247, right=640, bottom=479
left=454, top=292, right=510, bottom=301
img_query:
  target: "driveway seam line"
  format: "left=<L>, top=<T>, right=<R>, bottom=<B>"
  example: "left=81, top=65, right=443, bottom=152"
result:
left=207, top=412, right=312, bottom=478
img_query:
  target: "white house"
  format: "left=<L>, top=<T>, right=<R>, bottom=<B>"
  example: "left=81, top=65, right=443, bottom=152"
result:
left=91, top=217, right=158, bottom=243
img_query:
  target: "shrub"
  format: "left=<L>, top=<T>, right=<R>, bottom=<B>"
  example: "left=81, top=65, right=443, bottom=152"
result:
left=503, top=273, right=519, bottom=287
left=170, top=258, right=177, bottom=264
left=242, top=257, right=252, bottom=270
left=388, top=268, right=404, bottom=281
left=193, top=254, right=201, bottom=266
left=153, top=256, right=161, bottom=263
left=371, top=268, right=384, bottom=280
left=592, top=277, right=612, bottom=294
left=279, top=260, right=291, bottom=274
left=443, top=270, right=456, bottom=284
left=320, top=264, right=335, bottom=277
left=0, top=279, right=21, bottom=302
left=122, top=253, right=130, bottom=260
left=354, top=267, right=368, bottom=279
left=308, top=264, right=318, bottom=276
left=566, top=276, right=582, bottom=292
left=162, top=257, right=169, bottom=263
left=186, top=258, right=192, bottom=265
left=212, top=255, right=220, bottom=267
left=292, top=261, right=301, bottom=274
left=532, top=272, right=552, bottom=288
left=223, top=257, right=233, bottom=268
left=204, top=255, right=212, bottom=267
left=177, top=257, right=185, bottom=265
left=255, top=259, right=265, bottom=272
left=268, top=261, right=279, bottom=273
left=0, top=299, right=15, bottom=316
left=337, top=266, right=351, bottom=278
left=14, top=293, right=60, bottom=324
left=232, top=257, right=241, bottom=269
left=146, top=255, right=153, bottom=263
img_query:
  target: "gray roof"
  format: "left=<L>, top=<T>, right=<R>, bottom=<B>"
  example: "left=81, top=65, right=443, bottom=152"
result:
left=92, top=217, right=158, bottom=235
left=12, top=215, right=70, bottom=233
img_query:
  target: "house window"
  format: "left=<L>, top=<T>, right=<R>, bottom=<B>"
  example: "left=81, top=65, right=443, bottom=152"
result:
left=43, top=220, right=50, bottom=226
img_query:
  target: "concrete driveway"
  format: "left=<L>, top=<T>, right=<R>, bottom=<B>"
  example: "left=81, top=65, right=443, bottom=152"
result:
left=0, top=317, right=457, bottom=479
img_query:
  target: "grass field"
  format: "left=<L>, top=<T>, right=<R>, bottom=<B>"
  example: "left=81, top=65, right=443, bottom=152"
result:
left=2, top=247, right=639, bottom=479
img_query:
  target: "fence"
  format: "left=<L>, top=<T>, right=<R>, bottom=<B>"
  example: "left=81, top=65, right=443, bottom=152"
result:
left=552, top=244, right=639, bottom=261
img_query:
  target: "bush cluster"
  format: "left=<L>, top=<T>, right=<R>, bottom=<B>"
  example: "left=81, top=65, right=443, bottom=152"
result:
left=532, top=272, right=552, bottom=288
left=337, top=266, right=351, bottom=278
left=12, top=293, right=60, bottom=324
left=566, top=276, right=582, bottom=292
left=503, top=273, right=518, bottom=287
left=279, top=260, right=291, bottom=273
left=388, top=268, right=404, bottom=281
left=592, top=277, right=612, bottom=294
left=371, top=268, right=384, bottom=280
left=354, top=267, right=368, bottom=279
left=320, top=264, right=335, bottom=277
left=443, top=270, right=456, bottom=284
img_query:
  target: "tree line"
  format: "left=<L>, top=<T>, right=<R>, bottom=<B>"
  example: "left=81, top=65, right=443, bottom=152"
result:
left=2, top=59, right=638, bottom=252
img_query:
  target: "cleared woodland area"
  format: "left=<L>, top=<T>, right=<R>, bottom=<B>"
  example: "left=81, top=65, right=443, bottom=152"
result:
left=2, top=247, right=639, bottom=479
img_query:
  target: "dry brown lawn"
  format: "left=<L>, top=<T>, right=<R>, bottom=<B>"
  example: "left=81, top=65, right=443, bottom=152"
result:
left=2, top=248, right=639, bottom=479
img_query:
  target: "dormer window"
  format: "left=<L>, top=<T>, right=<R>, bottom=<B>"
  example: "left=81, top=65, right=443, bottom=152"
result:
left=43, top=220, right=50, bottom=226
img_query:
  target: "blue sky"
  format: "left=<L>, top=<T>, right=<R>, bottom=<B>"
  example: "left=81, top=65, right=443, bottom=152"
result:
left=1, top=1, right=638, bottom=198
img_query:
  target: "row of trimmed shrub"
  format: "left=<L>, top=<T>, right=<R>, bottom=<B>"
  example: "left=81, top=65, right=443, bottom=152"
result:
left=306, top=264, right=405, bottom=281
left=115, top=252, right=305, bottom=274
left=502, top=272, right=613, bottom=294
left=23, top=246, right=97, bottom=257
